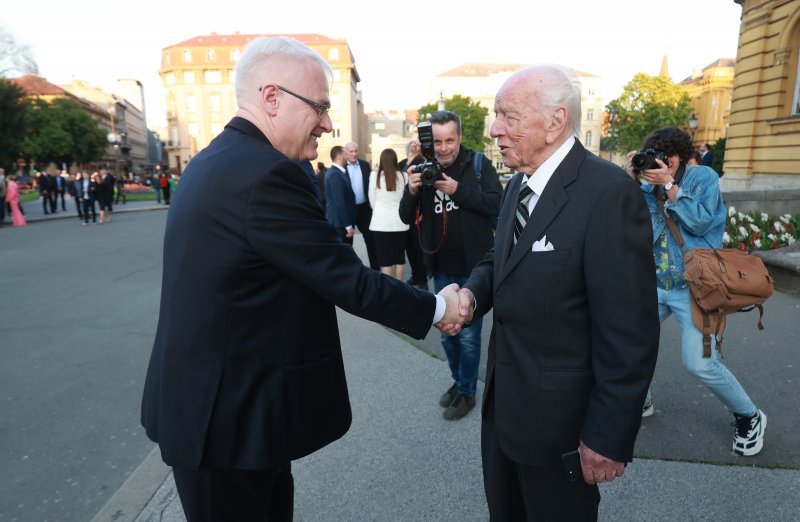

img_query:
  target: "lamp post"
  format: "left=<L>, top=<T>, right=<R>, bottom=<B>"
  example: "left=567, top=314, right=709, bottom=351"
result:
left=689, top=113, right=698, bottom=144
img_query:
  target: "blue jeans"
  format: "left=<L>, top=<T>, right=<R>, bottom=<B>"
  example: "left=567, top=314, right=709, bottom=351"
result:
left=433, top=273, right=483, bottom=398
left=647, top=286, right=756, bottom=416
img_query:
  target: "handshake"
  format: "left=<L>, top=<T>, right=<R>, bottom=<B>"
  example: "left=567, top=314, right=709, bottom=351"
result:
left=435, top=283, right=475, bottom=336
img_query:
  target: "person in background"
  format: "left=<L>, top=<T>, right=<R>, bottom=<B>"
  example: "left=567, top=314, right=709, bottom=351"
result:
left=368, top=149, right=409, bottom=281
left=160, top=173, right=171, bottom=205
left=0, top=168, right=6, bottom=226
left=687, top=150, right=702, bottom=165
left=344, top=141, right=379, bottom=270
left=316, top=161, right=327, bottom=208
left=5, top=174, right=27, bottom=227
left=398, top=139, right=427, bottom=290
left=82, top=172, right=97, bottom=225
left=152, top=170, right=162, bottom=204
left=324, top=145, right=356, bottom=246
left=630, top=126, right=766, bottom=457
left=700, top=142, right=714, bottom=167
left=67, top=172, right=84, bottom=221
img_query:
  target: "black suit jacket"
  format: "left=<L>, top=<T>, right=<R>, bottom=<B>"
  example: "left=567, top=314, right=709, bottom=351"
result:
left=324, top=166, right=356, bottom=230
left=701, top=150, right=714, bottom=167
left=465, top=141, right=659, bottom=468
left=141, top=117, right=435, bottom=470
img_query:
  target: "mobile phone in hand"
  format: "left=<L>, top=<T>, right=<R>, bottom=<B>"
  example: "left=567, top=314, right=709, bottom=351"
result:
left=561, top=450, right=582, bottom=483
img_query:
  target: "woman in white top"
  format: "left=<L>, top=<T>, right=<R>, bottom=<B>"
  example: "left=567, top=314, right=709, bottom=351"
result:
left=368, top=149, right=409, bottom=280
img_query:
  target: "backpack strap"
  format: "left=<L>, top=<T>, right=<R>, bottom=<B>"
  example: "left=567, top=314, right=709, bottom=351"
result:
left=472, top=151, right=484, bottom=183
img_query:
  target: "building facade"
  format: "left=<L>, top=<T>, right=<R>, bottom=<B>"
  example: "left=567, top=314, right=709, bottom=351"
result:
left=367, top=110, right=418, bottom=169
left=681, top=59, right=736, bottom=148
left=160, top=33, right=364, bottom=173
left=724, top=0, right=800, bottom=189
left=428, top=64, right=605, bottom=171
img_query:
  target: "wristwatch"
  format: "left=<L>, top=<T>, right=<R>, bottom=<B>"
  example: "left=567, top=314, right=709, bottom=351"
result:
left=664, top=180, right=676, bottom=191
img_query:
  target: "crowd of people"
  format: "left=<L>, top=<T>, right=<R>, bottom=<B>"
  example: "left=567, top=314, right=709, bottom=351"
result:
left=0, top=168, right=177, bottom=228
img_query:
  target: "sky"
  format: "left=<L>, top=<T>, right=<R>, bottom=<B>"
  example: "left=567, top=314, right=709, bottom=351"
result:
left=3, top=0, right=744, bottom=129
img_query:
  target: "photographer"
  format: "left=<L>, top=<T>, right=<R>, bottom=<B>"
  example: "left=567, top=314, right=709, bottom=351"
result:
left=399, top=110, right=502, bottom=420
left=629, top=126, right=766, bottom=456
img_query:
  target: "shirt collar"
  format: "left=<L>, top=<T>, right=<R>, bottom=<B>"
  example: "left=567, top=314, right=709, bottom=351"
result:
left=523, top=136, right=575, bottom=195
left=333, top=163, right=346, bottom=173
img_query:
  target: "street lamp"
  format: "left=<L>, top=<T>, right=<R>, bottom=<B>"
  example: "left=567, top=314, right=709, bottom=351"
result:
left=689, top=113, right=698, bottom=143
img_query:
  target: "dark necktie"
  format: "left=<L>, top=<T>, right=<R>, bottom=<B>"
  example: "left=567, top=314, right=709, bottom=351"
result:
left=514, top=184, right=534, bottom=245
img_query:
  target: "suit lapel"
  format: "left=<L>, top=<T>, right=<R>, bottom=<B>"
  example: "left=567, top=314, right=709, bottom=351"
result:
left=498, top=142, right=585, bottom=285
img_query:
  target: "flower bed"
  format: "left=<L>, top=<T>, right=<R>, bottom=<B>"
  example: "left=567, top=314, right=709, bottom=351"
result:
left=723, top=206, right=800, bottom=252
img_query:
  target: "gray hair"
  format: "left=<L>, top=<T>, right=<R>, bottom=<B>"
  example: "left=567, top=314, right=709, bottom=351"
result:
left=234, top=36, right=331, bottom=104
left=429, top=110, right=462, bottom=135
left=526, top=66, right=582, bottom=139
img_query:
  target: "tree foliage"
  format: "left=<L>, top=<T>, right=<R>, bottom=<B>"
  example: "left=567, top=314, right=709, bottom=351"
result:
left=712, top=137, right=726, bottom=176
left=0, top=78, right=28, bottom=170
left=604, top=73, right=693, bottom=154
left=418, top=94, right=490, bottom=152
left=0, top=26, right=38, bottom=77
left=21, top=98, right=107, bottom=167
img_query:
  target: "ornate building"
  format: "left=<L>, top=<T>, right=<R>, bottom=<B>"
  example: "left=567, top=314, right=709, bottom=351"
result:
left=159, top=33, right=364, bottom=174
left=724, top=0, right=800, bottom=189
left=680, top=59, right=735, bottom=147
left=428, top=64, right=605, bottom=171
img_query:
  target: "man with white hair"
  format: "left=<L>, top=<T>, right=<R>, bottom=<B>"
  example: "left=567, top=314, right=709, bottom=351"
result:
left=453, top=66, right=660, bottom=520
left=141, top=36, right=464, bottom=521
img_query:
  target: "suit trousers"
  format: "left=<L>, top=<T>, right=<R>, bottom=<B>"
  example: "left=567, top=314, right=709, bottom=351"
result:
left=172, top=463, right=294, bottom=522
left=405, top=225, right=427, bottom=283
left=355, top=203, right=378, bottom=269
left=481, top=390, right=600, bottom=521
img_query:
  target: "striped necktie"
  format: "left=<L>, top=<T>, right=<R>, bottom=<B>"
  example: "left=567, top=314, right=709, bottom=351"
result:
left=514, top=183, right=534, bottom=245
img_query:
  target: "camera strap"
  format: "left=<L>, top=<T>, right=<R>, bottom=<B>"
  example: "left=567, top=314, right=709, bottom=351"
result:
left=416, top=192, right=448, bottom=255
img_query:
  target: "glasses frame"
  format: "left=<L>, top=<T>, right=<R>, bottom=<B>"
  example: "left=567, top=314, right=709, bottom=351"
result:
left=259, top=84, right=330, bottom=119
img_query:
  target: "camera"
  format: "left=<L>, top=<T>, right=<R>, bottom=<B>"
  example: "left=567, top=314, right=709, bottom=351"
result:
left=631, top=149, right=669, bottom=173
left=416, top=121, right=443, bottom=186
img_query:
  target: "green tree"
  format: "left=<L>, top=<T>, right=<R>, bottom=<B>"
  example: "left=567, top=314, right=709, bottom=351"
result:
left=0, top=78, right=27, bottom=170
left=605, top=73, right=694, bottom=154
left=711, top=137, right=725, bottom=176
left=21, top=98, right=107, bottom=167
left=418, top=94, right=489, bottom=152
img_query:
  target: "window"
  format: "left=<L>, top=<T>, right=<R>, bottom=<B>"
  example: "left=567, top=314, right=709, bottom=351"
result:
left=332, top=128, right=341, bottom=138
left=170, top=126, right=178, bottom=145
left=204, top=70, right=222, bottom=83
left=188, top=123, right=199, bottom=137
left=183, top=71, right=196, bottom=84
left=209, top=94, right=221, bottom=113
left=328, top=47, right=340, bottom=61
left=230, top=48, right=240, bottom=62
left=332, top=69, right=341, bottom=82
left=165, top=73, right=176, bottom=85
left=186, top=95, right=197, bottom=113
left=375, top=122, right=385, bottom=130
left=587, top=108, right=594, bottom=121
left=206, top=48, right=216, bottom=62
left=163, top=52, right=171, bottom=65
left=182, top=49, right=192, bottom=63
left=585, top=131, right=593, bottom=147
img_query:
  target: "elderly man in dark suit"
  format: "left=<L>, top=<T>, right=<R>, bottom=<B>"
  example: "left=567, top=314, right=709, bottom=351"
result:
left=343, top=140, right=379, bottom=270
left=451, top=66, right=660, bottom=520
left=324, top=145, right=357, bottom=245
left=140, top=36, right=464, bottom=522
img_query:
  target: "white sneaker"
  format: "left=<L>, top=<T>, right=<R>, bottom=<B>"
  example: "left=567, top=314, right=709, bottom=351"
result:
left=642, top=398, right=654, bottom=417
left=732, top=410, right=766, bottom=456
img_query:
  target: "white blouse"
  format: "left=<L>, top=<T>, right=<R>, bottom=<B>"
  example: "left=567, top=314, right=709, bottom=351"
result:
left=368, top=170, right=410, bottom=232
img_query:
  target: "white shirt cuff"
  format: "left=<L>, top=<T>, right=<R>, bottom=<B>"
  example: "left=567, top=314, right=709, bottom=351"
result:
left=433, top=294, right=445, bottom=323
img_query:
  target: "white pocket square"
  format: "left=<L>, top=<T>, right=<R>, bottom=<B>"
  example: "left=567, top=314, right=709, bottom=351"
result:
left=531, top=235, right=555, bottom=252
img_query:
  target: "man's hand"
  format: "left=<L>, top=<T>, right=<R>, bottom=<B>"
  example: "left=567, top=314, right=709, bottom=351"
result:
left=436, top=286, right=475, bottom=336
left=436, top=283, right=467, bottom=330
left=433, top=172, right=458, bottom=196
left=578, top=440, right=625, bottom=485
left=407, top=165, right=422, bottom=195
left=345, top=226, right=354, bottom=238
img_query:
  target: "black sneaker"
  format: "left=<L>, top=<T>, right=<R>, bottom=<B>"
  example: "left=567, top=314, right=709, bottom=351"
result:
left=443, top=394, right=476, bottom=421
left=439, top=383, right=458, bottom=407
left=732, top=410, right=766, bottom=456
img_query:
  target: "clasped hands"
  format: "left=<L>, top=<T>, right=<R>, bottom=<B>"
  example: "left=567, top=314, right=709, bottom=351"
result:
left=435, top=284, right=475, bottom=336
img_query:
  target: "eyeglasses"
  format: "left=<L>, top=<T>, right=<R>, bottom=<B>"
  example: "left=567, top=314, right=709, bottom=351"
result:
left=259, top=85, right=330, bottom=119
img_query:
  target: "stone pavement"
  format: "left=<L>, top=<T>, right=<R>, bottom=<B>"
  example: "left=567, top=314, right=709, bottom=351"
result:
left=16, top=198, right=795, bottom=521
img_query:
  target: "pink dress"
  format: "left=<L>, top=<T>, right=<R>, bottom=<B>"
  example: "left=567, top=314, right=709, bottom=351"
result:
left=5, top=180, right=27, bottom=227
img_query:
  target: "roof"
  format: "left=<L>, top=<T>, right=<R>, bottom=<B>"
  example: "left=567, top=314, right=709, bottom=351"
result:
left=10, top=75, right=73, bottom=97
left=167, top=33, right=342, bottom=49
left=703, top=58, right=735, bottom=69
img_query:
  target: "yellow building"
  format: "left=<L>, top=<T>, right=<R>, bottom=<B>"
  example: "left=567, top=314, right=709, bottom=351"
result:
left=160, top=33, right=363, bottom=174
left=724, top=0, right=800, bottom=189
left=680, top=58, right=735, bottom=147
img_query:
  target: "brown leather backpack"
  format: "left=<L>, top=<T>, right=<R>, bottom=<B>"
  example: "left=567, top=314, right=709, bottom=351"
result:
left=660, top=198, right=774, bottom=357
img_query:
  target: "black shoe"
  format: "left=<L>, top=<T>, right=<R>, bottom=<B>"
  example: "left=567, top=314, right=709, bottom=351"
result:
left=443, top=394, right=476, bottom=421
left=439, top=383, right=458, bottom=407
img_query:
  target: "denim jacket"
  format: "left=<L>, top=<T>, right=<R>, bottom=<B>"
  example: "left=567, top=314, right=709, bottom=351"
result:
left=641, top=165, right=726, bottom=284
